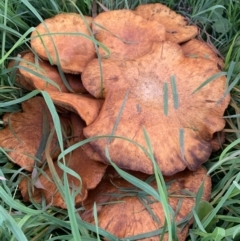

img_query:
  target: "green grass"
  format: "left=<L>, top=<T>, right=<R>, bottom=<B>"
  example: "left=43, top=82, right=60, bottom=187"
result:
left=1, top=0, right=240, bottom=240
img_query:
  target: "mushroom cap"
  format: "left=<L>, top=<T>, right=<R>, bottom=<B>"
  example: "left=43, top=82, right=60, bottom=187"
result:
left=92, top=9, right=166, bottom=59
left=81, top=166, right=211, bottom=240
left=82, top=41, right=230, bottom=175
left=19, top=159, right=88, bottom=208
left=181, top=39, right=225, bottom=151
left=19, top=113, right=107, bottom=208
left=181, top=38, right=224, bottom=69
left=0, top=97, right=58, bottom=171
left=134, top=3, right=198, bottom=43
left=31, top=13, right=96, bottom=73
left=18, top=52, right=86, bottom=93
left=48, top=92, right=103, bottom=126
left=7, top=52, right=35, bottom=91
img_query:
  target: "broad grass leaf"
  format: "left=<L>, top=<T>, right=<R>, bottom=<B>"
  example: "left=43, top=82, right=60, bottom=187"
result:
left=201, top=227, right=225, bottom=241
left=196, top=200, right=218, bottom=232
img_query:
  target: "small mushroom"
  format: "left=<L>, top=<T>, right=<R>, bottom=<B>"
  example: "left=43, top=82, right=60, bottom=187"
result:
left=31, top=13, right=96, bottom=73
left=92, top=9, right=165, bottom=59
left=134, top=3, right=198, bottom=43
left=81, top=166, right=211, bottom=240
left=17, top=52, right=86, bottom=93
left=0, top=97, right=59, bottom=171
left=19, top=113, right=107, bottom=208
left=82, top=41, right=230, bottom=175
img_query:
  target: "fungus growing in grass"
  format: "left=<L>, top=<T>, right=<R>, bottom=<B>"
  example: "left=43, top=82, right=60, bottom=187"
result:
left=17, top=52, right=87, bottom=93
left=8, top=50, right=100, bottom=125
left=134, top=3, right=198, bottom=43
left=180, top=38, right=226, bottom=151
left=3, top=4, right=230, bottom=235
left=82, top=41, right=230, bottom=175
left=92, top=9, right=166, bottom=59
left=0, top=97, right=59, bottom=172
left=31, top=13, right=96, bottom=74
left=19, top=113, right=107, bottom=208
left=81, top=166, right=211, bottom=241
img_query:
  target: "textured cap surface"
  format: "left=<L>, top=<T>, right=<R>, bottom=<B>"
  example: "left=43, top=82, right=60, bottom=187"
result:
left=82, top=41, right=230, bottom=175
left=92, top=9, right=165, bottom=59
left=19, top=113, right=107, bottom=208
left=181, top=38, right=224, bottom=69
left=48, top=92, right=103, bottom=126
left=0, top=97, right=57, bottom=171
left=134, top=3, right=198, bottom=43
left=31, top=13, right=96, bottom=73
left=81, top=166, right=211, bottom=240
left=18, top=52, right=86, bottom=92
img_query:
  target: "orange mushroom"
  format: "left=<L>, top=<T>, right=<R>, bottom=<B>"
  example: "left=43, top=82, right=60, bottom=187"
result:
left=17, top=51, right=86, bottom=93
left=0, top=97, right=60, bottom=171
left=134, top=3, right=198, bottom=43
left=48, top=92, right=103, bottom=126
left=8, top=52, right=102, bottom=125
left=31, top=13, right=96, bottom=73
left=92, top=9, right=166, bottom=59
left=180, top=39, right=226, bottom=150
left=81, top=166, right=211, bottom=240
left=82, top=41, right=230, bottom=175
left=19, top=113, right=107, bottom=208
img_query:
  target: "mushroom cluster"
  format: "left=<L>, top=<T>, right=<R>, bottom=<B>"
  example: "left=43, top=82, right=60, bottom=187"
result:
left=2, top=3, right=230, bottom=240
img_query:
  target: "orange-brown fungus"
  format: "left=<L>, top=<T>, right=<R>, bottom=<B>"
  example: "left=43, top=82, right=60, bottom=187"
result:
left=48, top=92, right=103, bottom=126
left=18, top=52, right=86, bottom=93
left=134, top=3, right=198, bottom=43
left=19, top=113, right=107, bottom=208
left=81, top=167, right=211, bottom=240
left=82, top=41, right=230, bottom=175
left=31, top=13, right=96, bottom=74
left=0, top=97, right=58, bottom=171
left=92, top=9, right=166, bottom=59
